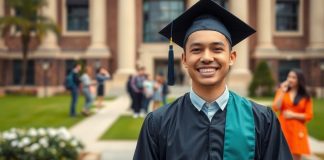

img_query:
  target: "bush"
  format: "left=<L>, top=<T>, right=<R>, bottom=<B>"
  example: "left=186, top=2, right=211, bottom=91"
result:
left=0, top=127, right=84, bottom=160
left=249, top=61, right=275, bottom=97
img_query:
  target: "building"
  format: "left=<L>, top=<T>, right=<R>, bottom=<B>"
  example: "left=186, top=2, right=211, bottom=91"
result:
left=0, top=0, right=323, bottom=97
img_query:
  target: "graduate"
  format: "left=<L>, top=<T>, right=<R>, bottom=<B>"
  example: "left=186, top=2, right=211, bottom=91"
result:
left=134, top=0, right=292, bottom=159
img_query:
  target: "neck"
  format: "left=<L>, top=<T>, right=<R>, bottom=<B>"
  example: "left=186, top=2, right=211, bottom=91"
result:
left=192, top=81, right=226, bottom=103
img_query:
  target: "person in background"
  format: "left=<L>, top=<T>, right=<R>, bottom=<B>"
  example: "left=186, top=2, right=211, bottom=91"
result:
left=68, top=63, right=81, bottom=117
left=272, top=69, right=313, bottom=160
left=130, top=66, right=146, bottom=118
left=96, top=67, right=111, bottom=108
left=152, top=74, right=163, bottom=111
left=142, top=74, right=154, bottom=116
left=80, top=66, right=96, bottom=116
left=126, top=74, right=135, bottom=111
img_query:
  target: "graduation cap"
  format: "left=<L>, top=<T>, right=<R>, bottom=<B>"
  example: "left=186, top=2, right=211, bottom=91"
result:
left=159, top=0, right=256, bottom=85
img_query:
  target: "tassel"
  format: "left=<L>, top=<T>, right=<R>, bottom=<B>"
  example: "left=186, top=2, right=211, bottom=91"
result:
left=167, top=37, right=175, bottom=85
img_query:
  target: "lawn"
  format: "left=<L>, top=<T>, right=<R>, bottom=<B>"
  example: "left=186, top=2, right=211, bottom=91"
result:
left=307, top=98, right=324, bottom=140
left=102, top=97, right=324, bottom=141
left=100, top=115, right=144, bottom=140
left=0, top=95, right=89, bottom=131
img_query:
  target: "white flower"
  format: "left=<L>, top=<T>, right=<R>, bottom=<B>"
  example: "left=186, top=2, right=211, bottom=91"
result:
left=18, top=142, right=25, bottom=148
left=39, top=137, right=48, bottom=147
left=47, top=128, right=57, bottom=137
left=59, top=142, right=66, bottom=147
left=30, top=143, right=40, bottom=152
left=57, top=128, right=71, bottom=140
left=70, top=139, right=78, bottom=147
left=21, top=137, right=30, bottom=146
left=38, top=128, right=46, bottom=136
left=3, top=132, right=17, bottom=140
left=27, top=128, right=37, bottom=137
left=10, top=140, right=18, bottom=147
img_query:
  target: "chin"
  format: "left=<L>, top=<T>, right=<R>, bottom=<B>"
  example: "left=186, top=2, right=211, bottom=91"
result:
left=195, top=78, right=221, bottom=87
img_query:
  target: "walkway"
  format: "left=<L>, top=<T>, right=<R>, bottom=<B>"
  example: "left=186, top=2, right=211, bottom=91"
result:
left=69, top=86, right=324, bottom=160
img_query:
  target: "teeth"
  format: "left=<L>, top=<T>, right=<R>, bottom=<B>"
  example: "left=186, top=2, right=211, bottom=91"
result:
left=199, top=68, right=216, bottom=73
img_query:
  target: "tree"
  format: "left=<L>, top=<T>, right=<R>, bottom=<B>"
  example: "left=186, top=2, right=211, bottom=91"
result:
left=249, top=61, right=275, bottom=97
left=0, top=0, right=60, bottom=89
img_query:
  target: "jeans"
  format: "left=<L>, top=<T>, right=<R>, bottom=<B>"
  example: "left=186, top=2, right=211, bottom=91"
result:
left=70, top=87, right=78, bottom=117
left=82, top=87, right=94, bottom=110
left=142, top=97, right=152, bottom=113
left=162, top=95, right=167, bottom=105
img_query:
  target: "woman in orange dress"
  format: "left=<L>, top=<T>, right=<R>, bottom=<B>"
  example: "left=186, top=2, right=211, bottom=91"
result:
left=272, top=69, right=313, bottom=160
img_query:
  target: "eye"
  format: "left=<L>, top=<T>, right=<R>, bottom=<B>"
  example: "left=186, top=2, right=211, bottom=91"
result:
left=212, top=47, right=224, bottom=52
left=191, top=48, right=201, bottom=53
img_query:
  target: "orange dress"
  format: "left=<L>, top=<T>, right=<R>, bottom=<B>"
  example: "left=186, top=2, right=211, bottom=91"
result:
left=272, top=89, right=313, bottom=155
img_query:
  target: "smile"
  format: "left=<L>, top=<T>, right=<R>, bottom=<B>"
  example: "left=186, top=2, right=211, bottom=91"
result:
left=197, top=67, right=218, bottom=76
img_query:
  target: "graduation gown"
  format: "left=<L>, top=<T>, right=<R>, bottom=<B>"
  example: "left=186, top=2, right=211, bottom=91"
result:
left=133, top=93, right=292, bottom=160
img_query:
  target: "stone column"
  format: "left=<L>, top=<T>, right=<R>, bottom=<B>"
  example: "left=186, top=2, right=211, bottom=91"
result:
left=0, top=0, right=7, bottom=51
left=228, top=0, right=251, bottom=96
left=307, top=0, right=324, bottom=51
left=255, top=0, right=276, bottom=56
left=86, top=0, right=110, bottom=56
left=38, top=0, right=59, bottom=52
left=187, top=0, right=199, bottom=8
left=114, top=0, right=136, bottom=86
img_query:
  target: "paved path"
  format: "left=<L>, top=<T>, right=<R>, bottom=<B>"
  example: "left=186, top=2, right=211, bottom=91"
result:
left=69, top=90, right=324, bottom=160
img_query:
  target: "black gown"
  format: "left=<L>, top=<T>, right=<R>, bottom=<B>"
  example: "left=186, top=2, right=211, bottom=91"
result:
left=133, top=93, right=292, bottom=160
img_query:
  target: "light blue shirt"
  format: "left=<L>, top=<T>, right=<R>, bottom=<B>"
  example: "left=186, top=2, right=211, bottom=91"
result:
left=189, top=86, right=229, bottom=121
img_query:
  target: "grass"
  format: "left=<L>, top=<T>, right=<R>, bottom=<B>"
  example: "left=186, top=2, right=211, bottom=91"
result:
left=100, top=115, right=145, bottom=140
left=0, top=95, right=89, bottom=131
left=307, top=98, right=324, bottom=140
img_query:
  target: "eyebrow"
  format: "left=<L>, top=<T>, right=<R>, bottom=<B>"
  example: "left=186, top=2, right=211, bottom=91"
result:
left=189, top=41, right=225, bottom=48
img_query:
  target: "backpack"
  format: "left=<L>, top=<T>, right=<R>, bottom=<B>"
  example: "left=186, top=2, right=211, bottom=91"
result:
left=64, top=72, right=74, bottom=90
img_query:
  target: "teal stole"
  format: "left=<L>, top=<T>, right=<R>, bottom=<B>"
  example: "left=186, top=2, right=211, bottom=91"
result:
left=223, top=91, right=255, bottom=160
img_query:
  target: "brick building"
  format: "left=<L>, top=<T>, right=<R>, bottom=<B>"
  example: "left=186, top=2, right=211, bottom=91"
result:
left=0, top=0, right=323, bottom=97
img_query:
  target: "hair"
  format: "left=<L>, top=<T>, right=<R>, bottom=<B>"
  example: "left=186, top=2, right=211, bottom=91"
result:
left=290, top=69, right=310, bottom=105
left=96, top=67, right=103, bottom=74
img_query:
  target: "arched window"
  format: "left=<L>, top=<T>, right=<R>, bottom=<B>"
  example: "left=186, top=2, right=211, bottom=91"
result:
left=143, top=0, right=185, bottom=42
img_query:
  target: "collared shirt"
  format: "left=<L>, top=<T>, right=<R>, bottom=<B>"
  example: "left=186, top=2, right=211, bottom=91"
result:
left=189, top=86, right=229, bottom=121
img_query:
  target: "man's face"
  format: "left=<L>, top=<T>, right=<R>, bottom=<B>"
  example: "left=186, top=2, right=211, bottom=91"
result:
left=182, top=30, right=236, bottom=87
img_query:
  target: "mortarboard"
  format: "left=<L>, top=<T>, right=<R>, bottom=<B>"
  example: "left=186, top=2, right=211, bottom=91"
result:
left=159, top=0, right=256, bottom=85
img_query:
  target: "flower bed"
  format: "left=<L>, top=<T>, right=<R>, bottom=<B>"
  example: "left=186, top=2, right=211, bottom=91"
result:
left=0, top=127, right=84, bottom=159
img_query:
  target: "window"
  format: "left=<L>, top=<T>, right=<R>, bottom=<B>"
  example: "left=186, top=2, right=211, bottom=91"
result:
left=143, top=0, right=185, bottom=42
left=13, top=60, right=35, bottom=85
left=278, top=60, right=300, bottom=82
left=66, top=0, right=89, bottom=31
left=275, top=0, right=299, bottom=31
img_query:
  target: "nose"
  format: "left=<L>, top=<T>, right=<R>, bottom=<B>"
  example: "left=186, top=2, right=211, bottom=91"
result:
left=200, top=49, right=213, bottom=63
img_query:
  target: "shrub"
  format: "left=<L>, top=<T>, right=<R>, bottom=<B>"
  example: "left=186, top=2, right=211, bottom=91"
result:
left=249, top=61, right=275, bottom=97
left=0, top=127, right=84, bottom=160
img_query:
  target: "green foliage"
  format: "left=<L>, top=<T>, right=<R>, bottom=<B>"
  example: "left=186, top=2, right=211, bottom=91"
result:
left=0, top=0, right=60, bottom=38
left=0, top=127, right=83, bottom=159
left=249, top=61, right=275, bottom=97
left=0, top=0, right=60, bottom=88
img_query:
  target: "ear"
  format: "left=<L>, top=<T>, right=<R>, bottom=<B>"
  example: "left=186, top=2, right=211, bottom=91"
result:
left=181, top=53, right=188, bottom=68
left=229, top=51, right=236, bottom=66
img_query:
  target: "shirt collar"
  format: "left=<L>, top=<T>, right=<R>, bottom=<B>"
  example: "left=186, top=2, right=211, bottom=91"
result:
left=189, top=86, right=229, bottom=111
